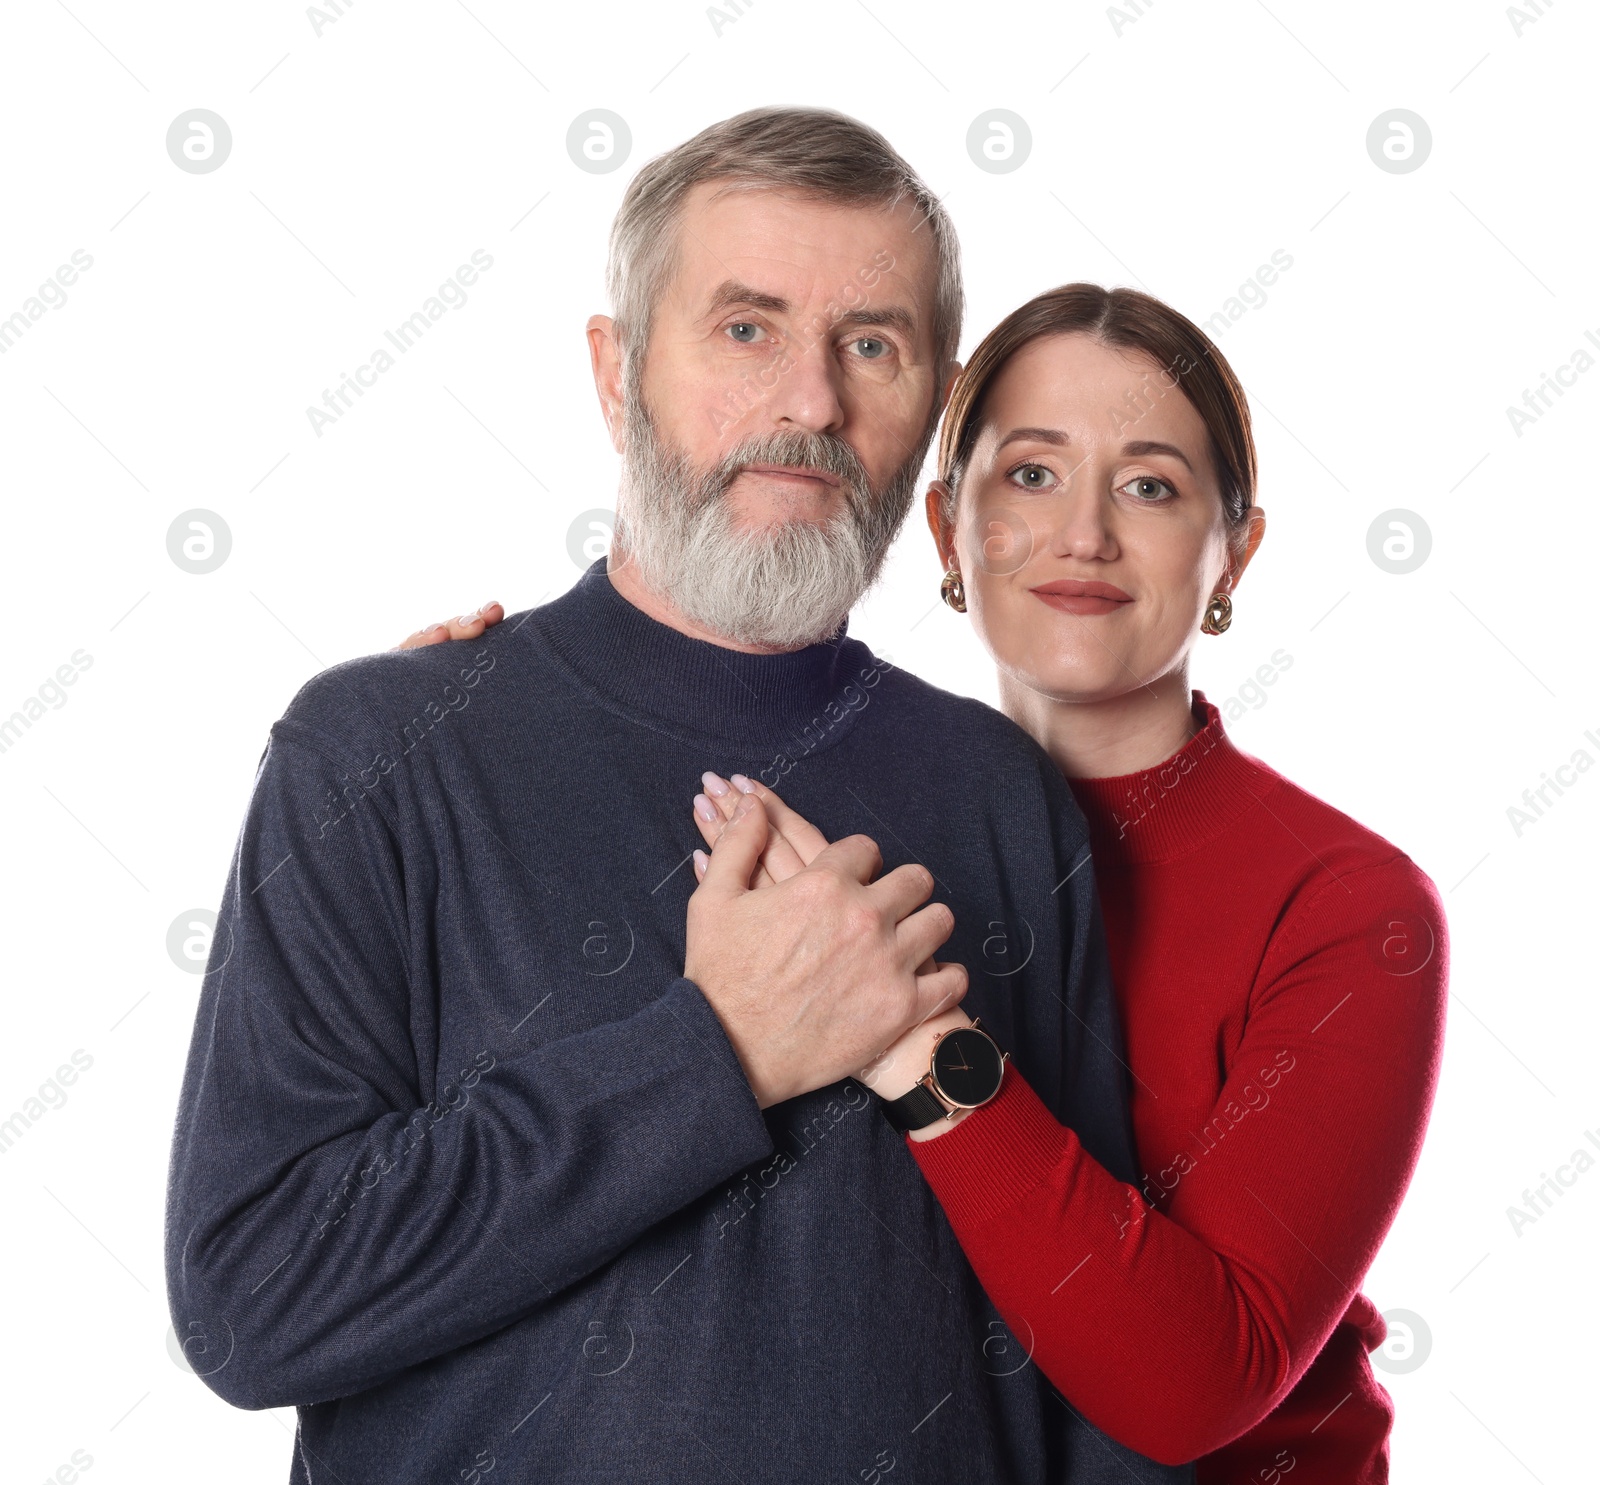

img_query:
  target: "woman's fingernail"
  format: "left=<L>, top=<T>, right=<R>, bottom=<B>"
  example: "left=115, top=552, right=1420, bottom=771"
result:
left=693, top=849, right=708, bottom=876
left=425, top=623, right=446, bottom=635
left=730, top=773, right=755, bottom=794
left=733, top=792, right=758, bottom=817
left=457, top=614, right=480, bottom=627
left=693, top=793, right=718, bottom=823
left=482, top=601, right=498, bottom=612
left=701, top=771, right=730, bottom=798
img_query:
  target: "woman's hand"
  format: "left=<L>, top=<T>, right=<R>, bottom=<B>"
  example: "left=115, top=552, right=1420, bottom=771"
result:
left=688, top=772, right=829, bottom=891
left=689, top=775, right=968, bottom=1104
left=393, top=602, right=505, bottom=651
left=860, top=1003, right=978, bottom=1143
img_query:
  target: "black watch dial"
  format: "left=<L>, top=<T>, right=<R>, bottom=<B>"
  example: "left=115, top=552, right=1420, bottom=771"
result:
left=930, top=1028, right=1005, bottom=1107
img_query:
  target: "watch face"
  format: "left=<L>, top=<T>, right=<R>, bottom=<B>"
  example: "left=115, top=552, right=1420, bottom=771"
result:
left=931, top=1028, right=1005, bottom=1108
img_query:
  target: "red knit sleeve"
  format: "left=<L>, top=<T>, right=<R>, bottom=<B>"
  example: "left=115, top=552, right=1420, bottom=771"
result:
left=908, top=856, right=1448, bottom=1465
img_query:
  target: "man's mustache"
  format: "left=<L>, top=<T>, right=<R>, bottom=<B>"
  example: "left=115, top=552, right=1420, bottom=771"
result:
left=708, top=431, right=874, bottom=512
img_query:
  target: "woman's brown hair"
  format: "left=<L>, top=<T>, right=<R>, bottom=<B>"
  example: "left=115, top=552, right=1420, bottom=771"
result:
left=936, top=283, right=1258, bottom=551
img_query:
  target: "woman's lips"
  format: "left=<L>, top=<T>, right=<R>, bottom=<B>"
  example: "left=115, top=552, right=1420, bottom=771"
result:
left=1029, top=579, right=1133, bottom=616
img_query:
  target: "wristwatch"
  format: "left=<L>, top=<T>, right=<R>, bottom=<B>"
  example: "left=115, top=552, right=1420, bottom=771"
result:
left=877, top=1018, right=1009, bottom=1134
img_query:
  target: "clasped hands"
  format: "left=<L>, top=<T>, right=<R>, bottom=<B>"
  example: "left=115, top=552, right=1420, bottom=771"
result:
left=682, top=770, right=974, bottom=1118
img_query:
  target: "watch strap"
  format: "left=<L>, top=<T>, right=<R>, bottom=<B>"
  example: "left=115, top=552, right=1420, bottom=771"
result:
left=879, top=1079, right=952, bottom=1134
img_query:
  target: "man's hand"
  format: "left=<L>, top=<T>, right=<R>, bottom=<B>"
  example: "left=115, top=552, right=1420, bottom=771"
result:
left=691, top=773, right=942, bottom=978
left=689, top=778, right=974, bottom=1125
left=685, top=792, right=967, bottom=1108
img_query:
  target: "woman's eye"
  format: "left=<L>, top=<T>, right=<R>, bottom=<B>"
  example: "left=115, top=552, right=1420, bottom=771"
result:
left=1119, top=475, right=1175, bottom=502
left=725, top=322, right=765, bottom=344
left=851, top=336, right=889, bottom=360
left=1008, top=463, right=1057, bottom=491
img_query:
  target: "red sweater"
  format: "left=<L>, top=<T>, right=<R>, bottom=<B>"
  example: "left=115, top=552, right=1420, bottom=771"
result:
left=909, top=692, right=1448, bottom=1479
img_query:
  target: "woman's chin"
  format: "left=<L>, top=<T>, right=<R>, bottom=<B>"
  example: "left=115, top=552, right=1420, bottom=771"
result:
left=1001, top=655, right=1146, bottom=707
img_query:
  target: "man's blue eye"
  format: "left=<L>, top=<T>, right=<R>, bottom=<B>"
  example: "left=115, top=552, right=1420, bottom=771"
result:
left=854, top=337, right=888, bottom=359
left=727, top=323, right=761, bottom=342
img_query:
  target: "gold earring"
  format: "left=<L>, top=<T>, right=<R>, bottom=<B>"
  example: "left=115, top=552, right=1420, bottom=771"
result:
left=940, top=568, right=967, bottom=613
left=1201, top=591, right=1233, bottom=635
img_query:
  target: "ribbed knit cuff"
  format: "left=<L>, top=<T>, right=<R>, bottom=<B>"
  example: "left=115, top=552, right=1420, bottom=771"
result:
left=906, top=1064, right=1080, bottom=1231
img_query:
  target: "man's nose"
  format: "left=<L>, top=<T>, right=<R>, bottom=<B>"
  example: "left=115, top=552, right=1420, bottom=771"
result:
left=763, top=334, right=846, bottom=434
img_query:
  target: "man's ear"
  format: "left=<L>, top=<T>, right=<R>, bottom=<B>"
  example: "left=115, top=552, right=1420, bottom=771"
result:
left=587, top=315, right=625, bottom=454
left=925, top=480, right=957, bottom=568
left=937, top=359, right=964, bottom=416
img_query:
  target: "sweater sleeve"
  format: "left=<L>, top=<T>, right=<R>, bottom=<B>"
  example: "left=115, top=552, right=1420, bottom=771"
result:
left=164, top=729, right=775, bottom=1411
left=907, top=856, right=1448, bottom=1465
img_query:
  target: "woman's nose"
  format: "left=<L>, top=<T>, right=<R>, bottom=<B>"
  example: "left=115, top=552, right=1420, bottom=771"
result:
left=1044, top=474, right=1118, bottom=560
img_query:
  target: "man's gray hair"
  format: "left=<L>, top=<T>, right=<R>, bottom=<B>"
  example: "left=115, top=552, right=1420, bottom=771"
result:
left=605, top=107, right=962, bottom=387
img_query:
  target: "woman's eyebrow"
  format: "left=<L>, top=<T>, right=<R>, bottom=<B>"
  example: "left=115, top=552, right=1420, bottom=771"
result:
left=1122, top=439, right=1194, bottom=472
left=995, top=426, right=1069, bottom=452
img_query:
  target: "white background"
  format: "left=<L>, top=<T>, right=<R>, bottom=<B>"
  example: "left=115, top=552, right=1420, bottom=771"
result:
left=1, top=1, right=1594, bottom=1480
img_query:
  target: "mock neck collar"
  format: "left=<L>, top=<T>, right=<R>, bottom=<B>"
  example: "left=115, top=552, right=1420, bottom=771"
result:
left=1066, top=692, right=1277, bottom=864
left=524, top=557, right=871, bottom=750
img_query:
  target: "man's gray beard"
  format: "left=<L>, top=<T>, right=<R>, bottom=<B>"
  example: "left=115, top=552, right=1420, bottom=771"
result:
left=613, top=385, right=930, bottom=649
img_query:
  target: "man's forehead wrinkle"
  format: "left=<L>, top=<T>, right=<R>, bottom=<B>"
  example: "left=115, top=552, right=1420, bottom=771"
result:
left=692, top=236, right=861, bottom=283
left=687, top=240, right=927, bottom=313
left=692, top=255, right=858, bottom=311
left=673, top=218, right=817, bottom=304
left=675, top=216, right=744, bottom=291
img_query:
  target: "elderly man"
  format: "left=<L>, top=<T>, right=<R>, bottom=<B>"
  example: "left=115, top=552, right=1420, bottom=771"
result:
left=166, top=108, right=1186, bottom=1484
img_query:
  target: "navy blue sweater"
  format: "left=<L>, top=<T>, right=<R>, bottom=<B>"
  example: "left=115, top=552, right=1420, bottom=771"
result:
left=165, top=558, right=1191, bottom=1484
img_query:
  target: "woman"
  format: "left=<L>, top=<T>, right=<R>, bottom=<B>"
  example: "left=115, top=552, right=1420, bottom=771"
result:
left=404, top=285, right=1447, bottom=1482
